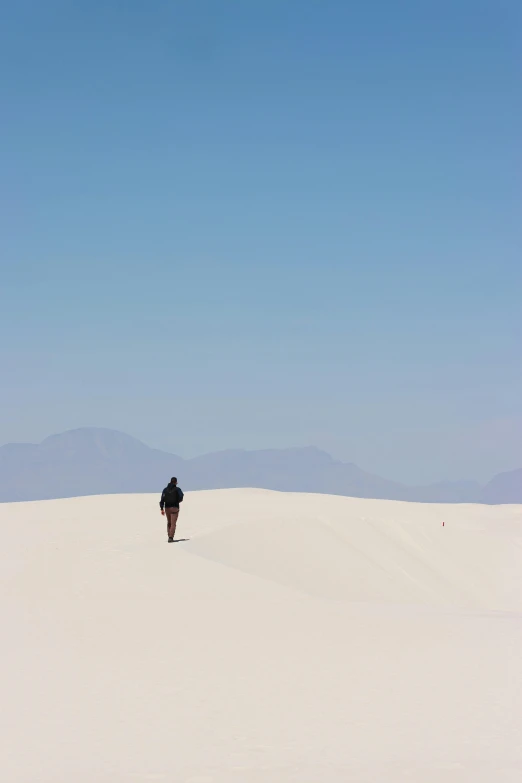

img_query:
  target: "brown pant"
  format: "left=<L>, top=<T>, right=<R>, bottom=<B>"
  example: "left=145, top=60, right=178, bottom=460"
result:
left=165, top=506, right=179, bottom=539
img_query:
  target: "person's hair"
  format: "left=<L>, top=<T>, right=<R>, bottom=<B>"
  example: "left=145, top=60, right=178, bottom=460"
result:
left=170, top=477, right=177, bottom=483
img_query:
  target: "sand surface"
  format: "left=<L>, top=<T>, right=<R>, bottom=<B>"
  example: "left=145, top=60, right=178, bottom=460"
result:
left=1, top=489, right=521, bottom=782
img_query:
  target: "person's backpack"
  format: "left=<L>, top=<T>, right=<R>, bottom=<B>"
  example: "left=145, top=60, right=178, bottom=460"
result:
left=164, top=485, right=183, bottom=506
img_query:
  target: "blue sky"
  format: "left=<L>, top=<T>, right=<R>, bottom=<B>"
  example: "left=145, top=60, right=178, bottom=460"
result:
left=1, top=0, right=520, bottom=484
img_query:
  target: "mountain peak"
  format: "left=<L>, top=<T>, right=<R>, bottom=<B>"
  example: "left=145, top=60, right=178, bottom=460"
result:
left=41, top=428, right=149, bottom=452
left=481, top=468, right=522, bottom=504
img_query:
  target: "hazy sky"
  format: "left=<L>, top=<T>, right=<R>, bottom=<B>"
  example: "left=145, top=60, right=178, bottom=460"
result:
left=1, top=0, right=520, bottom=484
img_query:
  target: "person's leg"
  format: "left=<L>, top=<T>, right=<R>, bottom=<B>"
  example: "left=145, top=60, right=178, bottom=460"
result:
left=169, top=507, right=179, bottom=540
left=165, top=508, right=173, bottom=540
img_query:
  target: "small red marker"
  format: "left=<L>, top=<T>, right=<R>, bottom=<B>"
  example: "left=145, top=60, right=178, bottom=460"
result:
left=442, top=520, right=445, bottom=527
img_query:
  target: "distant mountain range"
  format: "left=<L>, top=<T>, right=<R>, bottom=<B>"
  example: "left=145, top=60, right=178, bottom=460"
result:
left=0, top=428, right=520, bottom=504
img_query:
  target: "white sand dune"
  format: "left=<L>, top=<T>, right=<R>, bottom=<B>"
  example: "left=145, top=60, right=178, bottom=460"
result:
left=1, top=489, right=521, bottom=782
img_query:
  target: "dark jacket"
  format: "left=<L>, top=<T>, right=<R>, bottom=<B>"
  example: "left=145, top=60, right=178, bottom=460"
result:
left=160, top=483, right=184, bottom=510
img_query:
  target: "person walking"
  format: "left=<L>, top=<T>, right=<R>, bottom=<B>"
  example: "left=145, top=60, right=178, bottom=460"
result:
left=160, top=477, right=184, bottom=542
